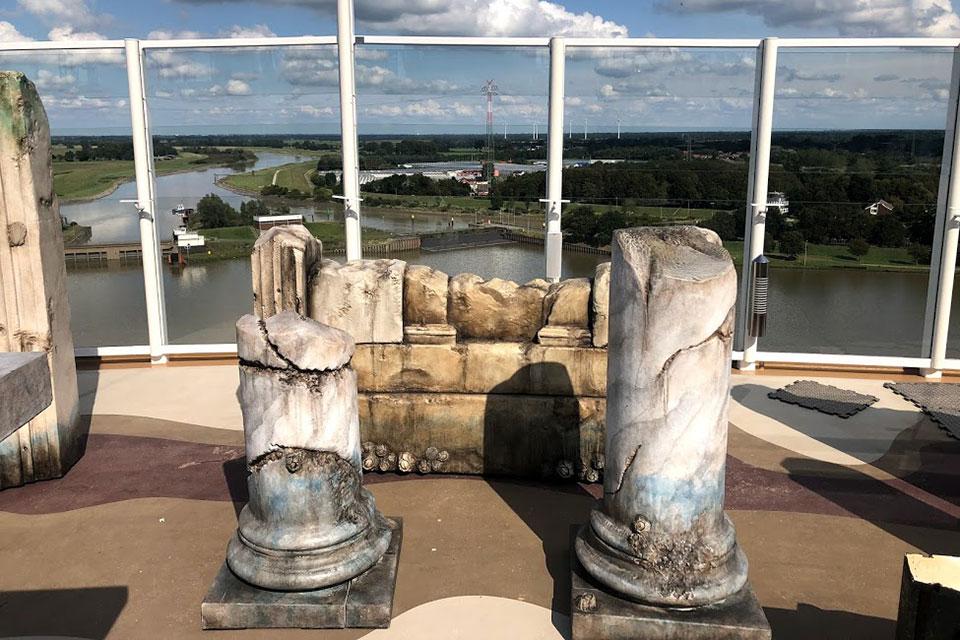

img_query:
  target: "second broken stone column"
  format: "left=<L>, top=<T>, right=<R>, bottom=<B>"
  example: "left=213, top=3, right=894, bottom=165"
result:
left=229, top=310, right=393, bottom=591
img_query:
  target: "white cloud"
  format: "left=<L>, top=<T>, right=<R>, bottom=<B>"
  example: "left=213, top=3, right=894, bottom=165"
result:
left=0, top=21, right=32, bottom=42
left=35, top=69, right=76, bottom=90
left=43, top=26, right=125, bottom=64
left=175, top=0, right=628, bottom=37
left=296, top=104, right=335, bottom=117
left=208, top=79, right=253, bottom=96
left=18, top=0, right=100, bottom=29
left=656, top=0, right=960, bottom=36
left=149, top=50, right=214, bottom=79
left=221, top=24, right=276, bottom=38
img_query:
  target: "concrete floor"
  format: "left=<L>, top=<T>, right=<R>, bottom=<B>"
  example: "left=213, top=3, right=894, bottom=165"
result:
left=0, top=365, right=957, bottom=639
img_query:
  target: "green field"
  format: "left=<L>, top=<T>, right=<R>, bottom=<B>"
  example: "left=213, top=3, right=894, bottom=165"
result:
left=723, top=240, right=927, bottom=272
left=221, top=160, right=317, bottom=195
left=54, top=152, right=239, bottom=202
left=189, top=222, right=396, bottom=262
left=303, top=221, right=393, bottom=249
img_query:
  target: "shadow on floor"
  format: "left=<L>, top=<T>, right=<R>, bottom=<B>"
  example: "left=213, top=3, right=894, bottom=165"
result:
left=483, top=363, right=598, bottom=638
left=222, top=455, right=248, bottom=518
left=782, top=456, right=959, bottom=553
left=765, top=603, right=895, bottom=640
left=0, top=585, right=128, bottom=639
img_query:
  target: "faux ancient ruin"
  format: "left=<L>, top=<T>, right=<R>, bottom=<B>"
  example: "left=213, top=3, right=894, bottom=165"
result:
left=202, top=309, right=401, bottom=629
left=571, top=227, right=769, bottom=639
left=0, top=72, right=82, bottom=489
left=250, top=225, right=610, bottom=482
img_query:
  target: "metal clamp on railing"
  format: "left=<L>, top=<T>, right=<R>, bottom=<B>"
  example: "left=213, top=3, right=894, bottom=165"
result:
left=749, top=255, right=769, bottom=338
left=749, top=202, right=767, bottom=221
left=120, top=199, right=152, bottom=221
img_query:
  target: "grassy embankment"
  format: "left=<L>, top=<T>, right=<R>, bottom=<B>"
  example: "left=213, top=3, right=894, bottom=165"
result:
left=53, top=151, right=241, bottom=203
left=723, top=241, right=927, bottom=272
left=219, top=159, right=318, bottom=195
left=192, top=222, right=395, bottom=262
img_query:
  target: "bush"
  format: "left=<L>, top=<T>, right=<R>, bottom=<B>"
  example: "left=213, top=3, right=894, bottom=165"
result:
left=847, top=237, right=870, bottom=260
left=779, top=230, right=804, bottom=257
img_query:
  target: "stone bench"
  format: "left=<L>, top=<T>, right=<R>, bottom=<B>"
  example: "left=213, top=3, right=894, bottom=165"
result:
left=249, top=226, right=611, bottom=481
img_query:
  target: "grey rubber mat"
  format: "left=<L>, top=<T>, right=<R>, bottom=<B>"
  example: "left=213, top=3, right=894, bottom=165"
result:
left=883, top=382, right=960, bottom=440
left=768, top=380, right=878, bottom=418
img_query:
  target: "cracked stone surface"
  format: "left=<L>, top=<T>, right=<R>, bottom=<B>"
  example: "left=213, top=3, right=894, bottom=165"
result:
left=308, top=259, right=405, bottom=344
left=251, top=225, right=321, bottom=319
left=575, top=226, right=749, bottom=608
left=230, top=312, right=391, bottom=590
left=404, top=265, right=448, bottom=325
left=448, top=274, right=550, bottom=341
left=0, top=72, right=81, bottom=490
left=591, top=262, right=610, bottom=348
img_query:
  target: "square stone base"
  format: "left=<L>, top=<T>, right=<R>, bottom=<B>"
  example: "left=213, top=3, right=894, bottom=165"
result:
left=571, top=530, right=770, bottom=639
left=404, top=324, right=457, bottom=345
left=201, top=517, right=402, bottom=630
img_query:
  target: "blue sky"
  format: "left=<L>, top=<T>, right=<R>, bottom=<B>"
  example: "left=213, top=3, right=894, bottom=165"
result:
left=1, top=0, right=959, bottom=134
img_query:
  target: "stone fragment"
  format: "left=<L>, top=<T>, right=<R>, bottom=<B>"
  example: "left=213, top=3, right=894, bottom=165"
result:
left=252, top=225, right=321, bottom=319
left=0, top=353, right=51, bottom=442
left=0, top=72, right=81, bottom=490
left=448, top=274, right=549, bottom=341
left=591, top=262, right=610, bottom=348
left=227, top=312, right=392, bottom=593
left=575, top=227, right=753, bottom=611
left=896, top=553, right=960, bottom=640
left=543, top=278, right=591, bottom=328
left=403, top=324, right=457, bottom=345
left=536, top=326, right=592, bottom=347
left=308, top=259, right=404, bottom=344
left=236, top=315, right=287, bottom=369
left=403, top=265, right=448, bottom=325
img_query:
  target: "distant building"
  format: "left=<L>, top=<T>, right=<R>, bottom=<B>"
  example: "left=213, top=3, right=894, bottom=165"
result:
left=255, top=214, right=304, bottom=233
left=865, top=199, right=894, bottom=216
left=767, top=192, right=789, bottom=215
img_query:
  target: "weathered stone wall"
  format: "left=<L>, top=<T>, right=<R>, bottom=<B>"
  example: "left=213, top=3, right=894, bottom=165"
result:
left=251, top=234, right=611, bottom=480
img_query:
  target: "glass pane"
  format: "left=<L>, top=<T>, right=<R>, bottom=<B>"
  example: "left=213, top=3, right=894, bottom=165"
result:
left=565, top=46, right=755, bottom=339
left=764, top=48, right=950, bottom=356
left=0, top=48, right=148, bottom=347
left=144, top=45, right=340, bottom=344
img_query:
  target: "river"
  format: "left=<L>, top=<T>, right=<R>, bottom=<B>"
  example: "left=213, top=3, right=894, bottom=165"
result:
left=61, top=153, right=960, bottom=358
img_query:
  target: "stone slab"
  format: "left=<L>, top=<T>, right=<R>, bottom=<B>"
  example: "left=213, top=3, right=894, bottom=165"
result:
left=403, top=324, right=457, bottom=345
left=570, top=528, right=770, bottom=640
left=0, top=352, right=51, bottom=442
left=201, top=517, right=402, bottom=630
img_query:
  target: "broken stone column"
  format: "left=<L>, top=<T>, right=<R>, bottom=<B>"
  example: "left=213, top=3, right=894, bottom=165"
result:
left=204, top=311, right=400, bottom=629
left=0, top=72, right=81, bottom=489
left=308, top=259, right=404, bottom=343
left=572, top=227, right=768, bottom=639
left=402, top=265, right=455, bottom=344
left=251, top=225, right=321, bottom=319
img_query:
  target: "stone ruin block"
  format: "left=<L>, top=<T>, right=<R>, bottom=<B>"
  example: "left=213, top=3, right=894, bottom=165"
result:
left=403, top=264, right=455, bottom=345
left=539, top=277, right=592, bottom=347
left=896, top=554, right=960, bottom=640
left=308, top=259, right=405, bottom=344
left=448, top=274, right=550, bottom=342
left=0, top=72, right=81, bottom=489
left=251, top=225, right=321, bottom=318
left=591, top=262, right=610, bottom=348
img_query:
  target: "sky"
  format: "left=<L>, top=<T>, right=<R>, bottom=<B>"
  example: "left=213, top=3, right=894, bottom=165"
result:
left=0, top=0, right=959, bottom=134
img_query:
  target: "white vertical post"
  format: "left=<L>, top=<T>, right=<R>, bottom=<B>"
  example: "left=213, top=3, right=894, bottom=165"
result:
left=543, top=37, right=566, bottom=282
left=124, top=39, right=167, bottom=364
left=736, top=37, right=777, bottom=370
left=921, top=46, right=960, bottom=376
left=337, top=0, right=362, bottom=260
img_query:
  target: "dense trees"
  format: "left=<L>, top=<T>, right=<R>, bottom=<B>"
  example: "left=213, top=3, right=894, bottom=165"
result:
left=363, top=173, right=472, bottom=197
left=193, top=196, right=286, bottom=229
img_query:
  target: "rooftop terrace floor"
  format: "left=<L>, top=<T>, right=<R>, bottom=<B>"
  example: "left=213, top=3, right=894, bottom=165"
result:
left=1, top=364, right=958, bottom=639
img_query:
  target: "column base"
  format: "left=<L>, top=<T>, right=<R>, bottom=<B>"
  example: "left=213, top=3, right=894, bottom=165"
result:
left=201, top=517, right=402, bottom=630
left=571, top=529, right=770, bottom=640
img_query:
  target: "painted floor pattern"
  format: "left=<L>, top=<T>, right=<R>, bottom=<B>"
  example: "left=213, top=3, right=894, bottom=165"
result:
left=0, top=367, right=957, bottom=639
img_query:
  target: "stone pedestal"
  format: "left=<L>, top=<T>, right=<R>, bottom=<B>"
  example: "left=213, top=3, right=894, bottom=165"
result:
left=573, top=227, right=768, bottom=638
left=896, top=554, right=960, bottom=640
left=0, top=72, right=81, bottom=489
left=204, top=311, right=398, bottom=629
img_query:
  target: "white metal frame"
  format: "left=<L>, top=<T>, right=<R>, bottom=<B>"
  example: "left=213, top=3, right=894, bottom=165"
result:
left=3, top=14, right=960, bottom=373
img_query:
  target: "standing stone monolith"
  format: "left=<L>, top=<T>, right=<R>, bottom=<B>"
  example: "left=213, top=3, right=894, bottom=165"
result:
left=572, top=227, right=769, bottom=639
left=0, top=72, right=81, bottom=489
left=203, top=311, right=401, bottom=630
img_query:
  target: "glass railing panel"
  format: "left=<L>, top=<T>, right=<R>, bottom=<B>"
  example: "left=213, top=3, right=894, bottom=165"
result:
left=763, top=47, right=951, bottom=357
left=351, top=44, right=565, bottom=280
left=144, top=44, right=340, bottom=344
left=0, top=48, right=149, bottom=347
